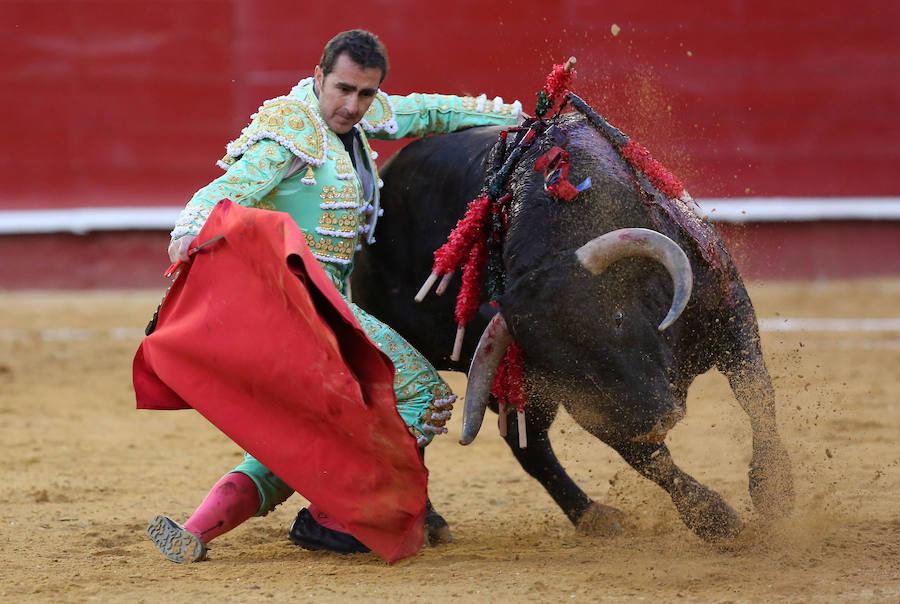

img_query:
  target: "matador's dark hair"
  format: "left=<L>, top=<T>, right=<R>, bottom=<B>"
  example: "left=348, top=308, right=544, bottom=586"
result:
left=319, top=29, right=389, bottom=84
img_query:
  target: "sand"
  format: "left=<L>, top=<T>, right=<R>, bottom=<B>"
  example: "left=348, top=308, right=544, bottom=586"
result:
left=1, top=279, right=898, bottom=602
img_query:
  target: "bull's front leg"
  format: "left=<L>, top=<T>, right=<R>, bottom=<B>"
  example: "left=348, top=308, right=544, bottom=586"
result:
left=614, top=440, right=743, bottom=542
left=720, top=287, right=795, bottom=519
left=501, top=398, right=623, bottom=537
left=726, top=360, right=795, bottom=519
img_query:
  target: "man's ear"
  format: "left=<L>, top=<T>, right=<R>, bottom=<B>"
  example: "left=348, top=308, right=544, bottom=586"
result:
left=313, top=65, right=323, bottom=94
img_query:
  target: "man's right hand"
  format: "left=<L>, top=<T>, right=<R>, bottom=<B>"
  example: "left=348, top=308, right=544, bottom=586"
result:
left=168, top=236, right=196, bottom=264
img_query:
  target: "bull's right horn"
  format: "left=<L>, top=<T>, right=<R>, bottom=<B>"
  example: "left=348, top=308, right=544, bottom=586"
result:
left=575, top=228, right=693, bottom=331
left=459, top=312, right=513, bottom=445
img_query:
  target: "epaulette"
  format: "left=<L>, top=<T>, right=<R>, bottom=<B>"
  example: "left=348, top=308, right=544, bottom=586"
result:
left=359, top=90, right=398, bottom=135
left=218, top=96, right=329, bottom=170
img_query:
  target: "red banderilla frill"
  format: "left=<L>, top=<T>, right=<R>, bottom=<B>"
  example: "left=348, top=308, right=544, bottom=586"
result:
left=491, top=341, right=528, bottom=448
left=415, top=193, right=491, bottom=303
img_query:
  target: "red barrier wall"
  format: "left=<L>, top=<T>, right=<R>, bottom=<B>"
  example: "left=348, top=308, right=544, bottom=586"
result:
left=3, top=0, right=899, bottom=210
left=2, top=2, right=898, bottom=287
left=2, top=222, right=898, bottom=289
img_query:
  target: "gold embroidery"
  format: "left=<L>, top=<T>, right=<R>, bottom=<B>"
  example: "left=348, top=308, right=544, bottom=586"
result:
left=260, top=112, right=284, bottom=129
left=303, top=131, right=323, bottom=156
left=327, top=137, right=344, bottom=154
left=320, top=185, right=339, bottom=204
left=304, top=231, right=355, bottom=261
left=319, top=183, right=358, bottom=205
left=457, top=95, right=519, bottom=115
left=317, top=210, right=357, bottom=233
left=227, top=99, right=326, bottom=164
left=361, top=91, right=392, bottom=128
left=340, top=183, right=357, bottom=203
left=320, top=211, right=337, bottom=228
left=287, top=115, right=306, bottom=131
left=333, top=154, right=353, bottom=176
left=337, top=212, right=357, bottom=232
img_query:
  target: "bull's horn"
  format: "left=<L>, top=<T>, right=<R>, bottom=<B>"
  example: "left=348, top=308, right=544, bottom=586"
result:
left=459, top=312, right=513, bottom=445
left=575, top=228, right=693, bottom=331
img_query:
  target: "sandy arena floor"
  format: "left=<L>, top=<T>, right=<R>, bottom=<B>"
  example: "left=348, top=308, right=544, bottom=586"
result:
left=1, top=279, right=898, bottom=602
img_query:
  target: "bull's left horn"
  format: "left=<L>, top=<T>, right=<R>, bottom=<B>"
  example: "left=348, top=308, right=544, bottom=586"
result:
left=459, top=312, right=513, bottom=445
left=575, top=228, right=693, bottom=331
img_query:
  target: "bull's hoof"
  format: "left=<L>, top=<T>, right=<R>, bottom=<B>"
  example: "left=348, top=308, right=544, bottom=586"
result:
left=575, top=503, right=624, bottom=537
left=672, top=476, right=743, bottom=542
left=749, top=439, right=795, bottom=519
left=424, top=508, right=454, bottom=546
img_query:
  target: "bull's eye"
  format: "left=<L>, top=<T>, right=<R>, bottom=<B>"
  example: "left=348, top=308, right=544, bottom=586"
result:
left=614, top=310, right=625, bottom=326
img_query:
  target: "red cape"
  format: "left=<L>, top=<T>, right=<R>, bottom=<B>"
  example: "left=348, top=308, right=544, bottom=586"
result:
left=133, top=200, right=427, bottom=563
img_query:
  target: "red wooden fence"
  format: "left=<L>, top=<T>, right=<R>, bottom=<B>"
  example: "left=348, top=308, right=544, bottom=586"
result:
left=1, top=1, right=898, bottom=286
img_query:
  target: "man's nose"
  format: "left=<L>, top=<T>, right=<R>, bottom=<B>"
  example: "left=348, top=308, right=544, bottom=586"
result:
left=344, top=95, right=360, bottom=116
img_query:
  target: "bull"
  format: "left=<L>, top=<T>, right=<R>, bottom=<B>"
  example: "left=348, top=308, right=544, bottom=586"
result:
left=351, top=101, right=794, bottom=542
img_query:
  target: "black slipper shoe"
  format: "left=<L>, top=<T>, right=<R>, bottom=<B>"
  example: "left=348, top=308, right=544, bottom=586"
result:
left=288, top=508, right=370, bottom=555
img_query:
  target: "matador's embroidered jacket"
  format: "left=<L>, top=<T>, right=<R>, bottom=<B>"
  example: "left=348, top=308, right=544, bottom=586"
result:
left=169, top=78, right=520, bottom=445
left=171, top=77, right=520, bottom=285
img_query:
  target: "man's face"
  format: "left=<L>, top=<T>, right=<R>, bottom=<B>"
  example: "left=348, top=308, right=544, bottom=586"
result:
left=314, top=53, right=383, bottom=134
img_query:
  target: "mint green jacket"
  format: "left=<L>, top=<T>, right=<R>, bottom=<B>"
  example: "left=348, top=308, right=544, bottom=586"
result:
left=172, top=78, right=520, bottom=285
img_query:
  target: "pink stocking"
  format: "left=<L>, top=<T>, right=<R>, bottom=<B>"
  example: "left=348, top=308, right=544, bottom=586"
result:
left=183, top=472, right=260, bottom=544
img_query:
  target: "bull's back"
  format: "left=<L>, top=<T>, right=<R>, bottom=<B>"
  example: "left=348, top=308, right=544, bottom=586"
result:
left=351, top=126, right=504, bottom=368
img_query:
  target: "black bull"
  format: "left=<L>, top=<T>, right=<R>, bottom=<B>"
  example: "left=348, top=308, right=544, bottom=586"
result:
left=351, top=114, right=794, bottom=541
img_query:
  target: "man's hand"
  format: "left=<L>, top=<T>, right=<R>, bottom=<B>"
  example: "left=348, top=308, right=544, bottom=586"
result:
left=168, top=236, right=196, bottom=264
left=420, top=394, right=457, bottom=445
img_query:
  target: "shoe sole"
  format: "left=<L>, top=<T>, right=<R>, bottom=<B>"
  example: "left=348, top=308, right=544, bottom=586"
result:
left=147, top=515, right=207, bottom=563
left=288, top=532, right=371, bottom=554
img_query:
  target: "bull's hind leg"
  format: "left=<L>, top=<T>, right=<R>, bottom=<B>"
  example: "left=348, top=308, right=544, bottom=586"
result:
left=719, top=287, right=795, bottom=518
left=501, top=399, right=623, bottom=537
left=613, top=440, right=743, bottom=541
